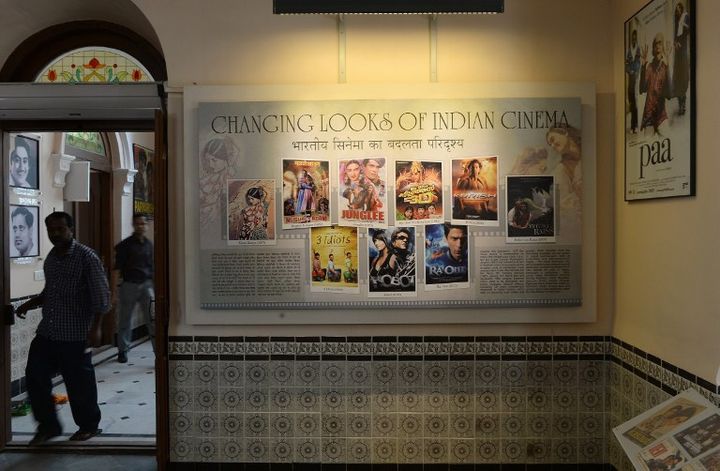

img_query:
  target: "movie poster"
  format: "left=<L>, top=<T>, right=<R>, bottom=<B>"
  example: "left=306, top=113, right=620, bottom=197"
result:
left=395, top=160, right=443, bottom=225
left=638, top=440, right=689, bottom=471
left=227, top=179, right=276, bottom=246
left=368, top=226, right=417, bottom=297
left=424, top=223, right=469, bottom=290
left=133, top=143, right=155, bottom=218
left=337, top=157, right=388, bottom=228
left=623, top=396, right=707, bottom=447
left=675, top=414, right=720, bottom=458
left=506, top=175, right=555, bottom=243
left=281, top=159, right=331, bottom=230
left=624, top=0, right=695, bottom=200
left=451, top=156, right=499, bottom=226
left=310, top=226, right=359, bottom=294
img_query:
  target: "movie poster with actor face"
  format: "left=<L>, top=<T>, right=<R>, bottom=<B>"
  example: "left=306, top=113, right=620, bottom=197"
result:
left=368, top=226, right=417, bottom=297
left=282, top=159, right=331, bottom=230
left=424, top=223, right=469, bottom=290
left=338, top=157, right=387, bottom=228
left=451, top=156, right=498, bottom=226
left=310, top=226, right=359, bottom=294
left=227, top=179, right=276, bottom=246
left=395, top=160, right=443, bottom=225
left=506, top=175, right=555, bottom=243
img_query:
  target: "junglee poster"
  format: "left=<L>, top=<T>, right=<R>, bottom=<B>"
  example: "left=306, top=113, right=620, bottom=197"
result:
left=337, top=157, right=388, bottom=228
left=624, top=0, right=694, bottom=200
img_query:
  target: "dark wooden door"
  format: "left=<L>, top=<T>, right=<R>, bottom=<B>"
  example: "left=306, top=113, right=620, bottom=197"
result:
left=75, top=170, right=115, bottom=345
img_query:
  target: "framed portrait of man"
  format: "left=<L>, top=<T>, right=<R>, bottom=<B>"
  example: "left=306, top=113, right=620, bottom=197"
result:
left=9, top=134, right=39, bottom=190
left=9, top=205, right=40, bottom=258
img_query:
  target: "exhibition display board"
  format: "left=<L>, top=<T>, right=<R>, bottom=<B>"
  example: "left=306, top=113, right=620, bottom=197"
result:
left=183, top=84, right=596, bottom=324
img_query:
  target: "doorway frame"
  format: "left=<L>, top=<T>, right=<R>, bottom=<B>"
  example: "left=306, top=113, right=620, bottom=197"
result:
left=0, top=100, right=169, bottom=470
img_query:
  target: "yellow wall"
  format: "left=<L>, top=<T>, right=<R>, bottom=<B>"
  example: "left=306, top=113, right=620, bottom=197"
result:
left=611, top=0, right=720, bottom=383
left=133, top=0, right=616, bottom=338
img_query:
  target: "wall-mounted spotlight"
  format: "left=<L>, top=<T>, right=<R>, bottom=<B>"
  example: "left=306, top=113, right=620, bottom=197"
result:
left=273, top=0, right=504, bottom=15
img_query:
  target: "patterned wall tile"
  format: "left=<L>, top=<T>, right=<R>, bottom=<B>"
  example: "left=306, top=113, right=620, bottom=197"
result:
left=161, top=335, right=717, bottom=468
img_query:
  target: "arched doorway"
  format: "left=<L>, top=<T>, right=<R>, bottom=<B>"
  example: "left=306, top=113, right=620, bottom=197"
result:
left=0, top=19, right=169, bottom=469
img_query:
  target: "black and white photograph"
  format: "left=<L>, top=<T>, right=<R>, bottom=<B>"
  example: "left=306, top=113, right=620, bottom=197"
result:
left=9, top=205, right=40, bottom=258
left=9, top=134, right=39, bottom=190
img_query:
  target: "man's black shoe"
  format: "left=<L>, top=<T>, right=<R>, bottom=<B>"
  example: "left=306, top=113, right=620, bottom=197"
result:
left=29, top=429, right=61, bottom=446
left=118, top=351, right=128, bottom=363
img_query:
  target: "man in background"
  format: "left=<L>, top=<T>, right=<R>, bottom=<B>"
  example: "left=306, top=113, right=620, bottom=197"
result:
left=114, top=213, right=155, bottom=363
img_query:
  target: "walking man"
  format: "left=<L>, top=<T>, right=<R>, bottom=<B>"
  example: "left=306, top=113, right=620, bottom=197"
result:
left=114, top=213, right=155, bottom=363
left=15, top=211, right=110, bottom=445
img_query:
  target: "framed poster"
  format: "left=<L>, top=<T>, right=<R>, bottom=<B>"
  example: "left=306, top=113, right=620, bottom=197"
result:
left=9, top=134, right=39, bottom=190
left=624, top=0, right=695, bottom=200
left=10, top=205, right=40, bottom=258
left=133, top=143, right=155, bottom=217
left=186, top=83, right=597, bottom=323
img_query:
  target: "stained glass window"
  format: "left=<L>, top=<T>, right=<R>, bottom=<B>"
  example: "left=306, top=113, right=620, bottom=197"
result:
left=35, top=46, right=154, bottom=84
left=65, top=132, right=106, bottom=157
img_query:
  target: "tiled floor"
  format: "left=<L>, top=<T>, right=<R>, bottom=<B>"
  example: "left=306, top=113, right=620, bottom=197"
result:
left=11, top=339, right=157, bottom=446
left=0, top=451, right=157, bottom=471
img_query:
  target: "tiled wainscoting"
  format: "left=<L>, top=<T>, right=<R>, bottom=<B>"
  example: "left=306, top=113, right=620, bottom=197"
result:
left=167, top=336, right=719, bottom=470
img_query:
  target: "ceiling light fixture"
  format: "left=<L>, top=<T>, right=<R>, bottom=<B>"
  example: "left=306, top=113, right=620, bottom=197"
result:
left=273, top=0, right=504, bottom=15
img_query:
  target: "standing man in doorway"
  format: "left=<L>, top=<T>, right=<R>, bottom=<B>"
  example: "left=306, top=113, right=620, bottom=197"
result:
left=15, top=211, right=110, bottom=445
left=114, top=213, right=155, bottom=363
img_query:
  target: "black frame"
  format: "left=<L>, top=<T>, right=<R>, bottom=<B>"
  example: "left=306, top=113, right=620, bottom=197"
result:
left=9, top=204, right=40, bottom=259
left=8, top=134, right=39, bottom=190
left=624, top=0, right=696, bottom=201
left=274, top=0, right=504, bottom=14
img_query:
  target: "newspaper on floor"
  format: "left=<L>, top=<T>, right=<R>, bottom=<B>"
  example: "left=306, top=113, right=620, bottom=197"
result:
left=613, top=388, right=720, bottom=471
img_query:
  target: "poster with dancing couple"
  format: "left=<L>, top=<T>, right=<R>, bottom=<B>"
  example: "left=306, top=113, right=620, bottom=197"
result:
left=368, top=226, right=417, bottom=297
left=227, top=179, right=276, bottom=245
left=506, top=175, right=555, bottom=243
left=281, top=159, right=331, bottom=230
left=394, top=160, right=443, bottom=225
left=310, top=226, right=359, bottom=294
left=451, top=156, right=498, bottom=226
left=338, top=158, right=388, bottom=228
left=624, top=0, right=695, bottom=200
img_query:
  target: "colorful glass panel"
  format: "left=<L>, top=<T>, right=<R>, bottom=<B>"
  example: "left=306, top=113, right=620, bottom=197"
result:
left=64, top=132, right=106, bottom=157
left=35, top=47, right=154, bottom=84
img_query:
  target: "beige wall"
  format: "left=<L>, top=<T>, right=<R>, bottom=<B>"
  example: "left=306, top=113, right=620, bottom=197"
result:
left=132, top=0, right=616, bottom=337
left=611, top=1, right=720, bottom=383
left=8, top=1, right=716, bottom=384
